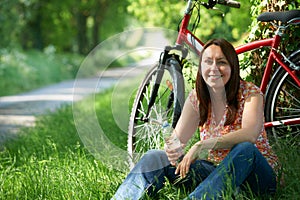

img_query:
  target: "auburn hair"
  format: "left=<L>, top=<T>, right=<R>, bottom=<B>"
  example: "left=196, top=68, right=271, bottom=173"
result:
left=195, top=38, right=241, bottom=126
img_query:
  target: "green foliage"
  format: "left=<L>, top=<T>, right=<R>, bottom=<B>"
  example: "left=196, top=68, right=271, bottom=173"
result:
left=127, top=0, right=185, bottom=28
left=0, top=0, right=22, bottom=48
left=241, top=0, right=300, bottom=84
left=127, top=0, right=252, bottom=43
left=0, top=49, right=83, bottom=96
left=0, top=0, right=130, bottom=54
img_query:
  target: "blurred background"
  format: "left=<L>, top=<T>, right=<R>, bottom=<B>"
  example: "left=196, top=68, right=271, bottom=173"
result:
left=0, top=1, right=299, bottom=199
left=0, top=0, right=299, bottom=96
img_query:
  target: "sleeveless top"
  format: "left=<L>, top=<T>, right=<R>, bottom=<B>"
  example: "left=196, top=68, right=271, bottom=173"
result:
left=188, top=80, right=279, bottom=172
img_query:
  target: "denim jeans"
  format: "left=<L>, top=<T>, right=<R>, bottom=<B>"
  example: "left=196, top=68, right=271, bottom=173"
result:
left=111, top=142, right=277, bottom=200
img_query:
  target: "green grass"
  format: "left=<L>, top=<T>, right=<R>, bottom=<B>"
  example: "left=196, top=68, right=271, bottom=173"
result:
left=0, top=89, right=126, bottom=199
left=0, top=48, right=84, bottom=96
left=0, top=47, right=151, bottom=97
left=0, top=87, right=299, bottom=199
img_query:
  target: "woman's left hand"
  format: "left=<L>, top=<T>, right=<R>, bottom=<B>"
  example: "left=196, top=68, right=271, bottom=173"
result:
left=175, top=142, right=202, bottom=178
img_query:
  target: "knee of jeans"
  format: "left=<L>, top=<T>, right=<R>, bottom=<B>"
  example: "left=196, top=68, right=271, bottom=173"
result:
left=135, top=150, right=169, bottom=172
left=143, top=150, right=167, bottom=162
left=232, top=142, right=255, bottom=153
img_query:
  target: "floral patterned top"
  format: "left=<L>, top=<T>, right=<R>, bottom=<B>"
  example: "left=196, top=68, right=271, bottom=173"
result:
left=189, top=80, right=279, bottom=172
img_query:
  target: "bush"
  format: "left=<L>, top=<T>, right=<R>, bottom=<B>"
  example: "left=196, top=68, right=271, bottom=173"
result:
left=0, top=48, right=83, bottom=96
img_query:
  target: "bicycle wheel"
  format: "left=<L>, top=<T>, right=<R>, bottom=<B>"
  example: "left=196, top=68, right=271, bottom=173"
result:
left=128, top=63, right=181, bottom=167
left=265, top=51, right=300, bottom=146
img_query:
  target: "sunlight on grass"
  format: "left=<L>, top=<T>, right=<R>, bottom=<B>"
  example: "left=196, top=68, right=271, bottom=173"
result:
left=0, top=85, right=299, bottom=199
left=0, top=89, right=127, bottom=199
left=0, top=49, right=83, bottom=96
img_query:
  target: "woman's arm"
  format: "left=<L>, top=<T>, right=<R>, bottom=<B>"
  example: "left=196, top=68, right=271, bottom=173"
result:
left=165, top=95, right=200, bottom=165
left=175, top=96, right=200, bottom=145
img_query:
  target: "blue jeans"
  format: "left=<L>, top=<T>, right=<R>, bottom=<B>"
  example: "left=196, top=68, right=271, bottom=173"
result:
left=112, top=142, right=277, bottom=200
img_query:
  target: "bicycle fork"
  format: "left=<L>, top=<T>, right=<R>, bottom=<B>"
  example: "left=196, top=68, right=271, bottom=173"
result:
left=145, top=46, right=186, bottom=128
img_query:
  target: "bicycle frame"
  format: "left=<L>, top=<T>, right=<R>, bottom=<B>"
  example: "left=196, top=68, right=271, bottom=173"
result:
left=236, top=38, right=300, bottom=93
left=176, top=0, right=204, bottom=54
left=174, top=0, right=300, bottom=128
left=236, top=38, right=300, bottom=128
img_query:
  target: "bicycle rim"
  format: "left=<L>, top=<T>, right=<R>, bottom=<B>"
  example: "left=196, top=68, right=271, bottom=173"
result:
left=265, top=53, right=300, bottom=146
left=128, top=64, right=176, bottom=167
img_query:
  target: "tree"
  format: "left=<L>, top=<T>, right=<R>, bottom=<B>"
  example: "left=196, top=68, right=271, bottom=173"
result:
left=126, top=0, right=252, bottom=43
left=19, top=0, right=45, bottom=50
left=0, top=0, right=23, bottom=48
left=0, top=0, right=130, bottom=54
left=73, top=0, right=130, bottom=54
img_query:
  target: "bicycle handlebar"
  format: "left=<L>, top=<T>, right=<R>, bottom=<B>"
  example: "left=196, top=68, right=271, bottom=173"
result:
left=201, top=0, right=240, bottom=9
left=217, top=0, right=240, bottom=8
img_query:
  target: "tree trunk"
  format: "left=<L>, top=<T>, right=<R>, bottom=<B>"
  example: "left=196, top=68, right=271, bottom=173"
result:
left=30, top=11, right=44, bottom=50
left=92, top=11, right=100, bottom=47
left=21, top=2, right=44, bottom=50
left=77, top=11, right=89, bottom=55
left=92, top=0, right=109, bottom=48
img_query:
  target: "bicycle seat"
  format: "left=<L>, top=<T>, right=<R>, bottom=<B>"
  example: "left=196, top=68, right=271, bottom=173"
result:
left=257, top=10, right=300, bottom=23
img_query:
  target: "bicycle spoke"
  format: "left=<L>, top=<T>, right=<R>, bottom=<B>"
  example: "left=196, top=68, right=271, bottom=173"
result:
left=265, top=66, right=300, bottom=147
left=128, top=65, right=177, bottom=166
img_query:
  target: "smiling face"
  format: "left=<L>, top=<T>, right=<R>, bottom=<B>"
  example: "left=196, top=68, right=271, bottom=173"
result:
left=200, top=44, right=231, bottom=90
left=196, top=38, right=240, bottom=126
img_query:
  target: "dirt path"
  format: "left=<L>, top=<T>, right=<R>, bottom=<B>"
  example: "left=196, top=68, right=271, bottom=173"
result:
left=0, top=29, right=171, bottom=146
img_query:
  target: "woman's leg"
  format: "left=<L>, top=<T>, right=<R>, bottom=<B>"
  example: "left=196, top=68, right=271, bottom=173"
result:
left=186, top=142, right=277, bottom=200
left=176, top=160, right=216, bottom=191
left=112, top=150, right=216, bottom=200
left=240, top=147, right=277, bottom=196
left=111, top=150, right=170, bottom=200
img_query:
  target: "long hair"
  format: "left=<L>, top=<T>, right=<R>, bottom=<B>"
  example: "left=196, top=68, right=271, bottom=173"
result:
left=195, top=38, right=241, bottom=126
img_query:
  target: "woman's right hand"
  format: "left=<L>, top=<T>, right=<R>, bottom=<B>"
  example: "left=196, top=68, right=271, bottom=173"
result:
left=175, top=142, right=202, bottom=178
left=164, top=144, right=184, bottom=166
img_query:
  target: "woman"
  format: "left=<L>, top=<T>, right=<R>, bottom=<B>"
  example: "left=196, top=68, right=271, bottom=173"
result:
left=112, top=38, right=279, bottom=200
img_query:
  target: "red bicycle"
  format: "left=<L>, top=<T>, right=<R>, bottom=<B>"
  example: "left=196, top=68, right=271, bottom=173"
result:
left=128, top=0, right=300, bottom=166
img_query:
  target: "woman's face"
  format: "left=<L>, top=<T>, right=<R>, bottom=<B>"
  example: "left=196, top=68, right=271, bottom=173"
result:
left=200, top=44, right=231, bottom=90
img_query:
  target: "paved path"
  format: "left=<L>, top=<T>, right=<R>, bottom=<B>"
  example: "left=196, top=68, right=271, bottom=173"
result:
left=0, top=64, right=151, bottom=146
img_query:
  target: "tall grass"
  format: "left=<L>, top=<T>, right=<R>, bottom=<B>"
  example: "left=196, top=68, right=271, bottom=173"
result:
left=0, top=88, right=299, bottom=199
left=0, top=49, right=83, bottom=96
left=0, top=89, right=126, bottom=199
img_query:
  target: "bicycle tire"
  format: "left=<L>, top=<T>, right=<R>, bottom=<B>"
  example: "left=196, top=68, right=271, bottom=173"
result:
left=128, top=62, right=182, bottom=168
left=264, top=50, right=300, bottom=146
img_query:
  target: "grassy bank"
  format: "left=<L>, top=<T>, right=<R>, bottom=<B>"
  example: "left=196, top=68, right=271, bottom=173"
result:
left=0, top=47, right=150, bottom=97
left=0, top=88, right=126, bottom=199
left=0, top=88, right=299, bottom=199
left=0, top=48, right=84, bottom=96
